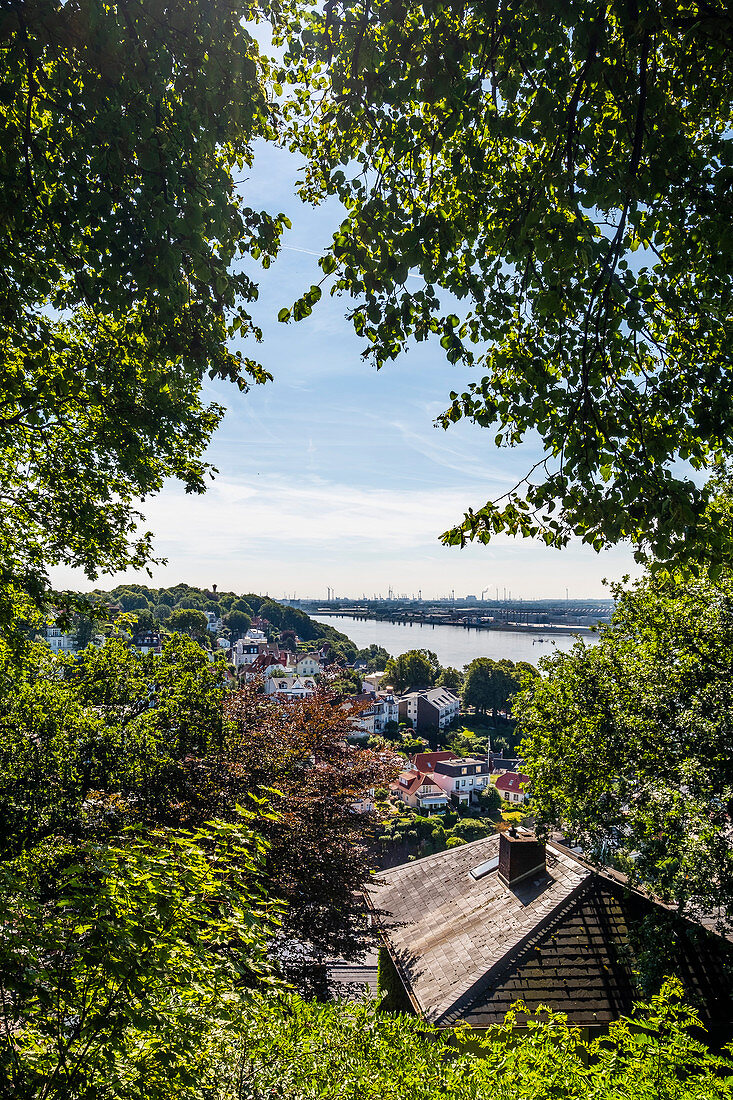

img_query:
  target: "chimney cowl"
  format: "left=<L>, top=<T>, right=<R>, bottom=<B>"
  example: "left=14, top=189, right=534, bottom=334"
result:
left=498, top=829, right=546, bottom=888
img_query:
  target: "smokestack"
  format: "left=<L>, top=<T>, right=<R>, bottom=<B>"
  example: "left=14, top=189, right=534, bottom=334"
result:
left=498, top=828, right=546, bottom=887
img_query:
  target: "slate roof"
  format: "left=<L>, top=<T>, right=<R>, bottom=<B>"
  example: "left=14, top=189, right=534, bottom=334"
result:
left=366, top=835, right=588, bottom=1024
left=366, top=835, right=733, bottom=1038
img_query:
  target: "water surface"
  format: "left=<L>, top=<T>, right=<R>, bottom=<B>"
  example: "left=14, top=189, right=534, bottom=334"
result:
left=312, top=614, right=595, bottom=668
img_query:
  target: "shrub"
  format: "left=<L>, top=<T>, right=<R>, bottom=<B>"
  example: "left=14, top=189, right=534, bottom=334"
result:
left=446, top=836, right=466, bottom=848
left=478, top=785, right=502, bottom=814
left=413, top=815, right=435, bottom=839
left=452, top=818, right=492, bottom=841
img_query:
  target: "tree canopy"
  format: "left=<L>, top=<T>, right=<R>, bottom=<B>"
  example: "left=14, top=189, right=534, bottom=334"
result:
left=0, top=0, right=287, bottom=627
left=381, top=648, right=440, bottom=691
left=463, top=657, right=534, bottom=717
left=516, top=568, right=733, bottom=929
left=278, top=0, right=733, bottom=570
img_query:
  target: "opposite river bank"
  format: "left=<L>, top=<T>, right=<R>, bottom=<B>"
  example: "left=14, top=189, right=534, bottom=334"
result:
left=311, top=614, right=598, bottom=668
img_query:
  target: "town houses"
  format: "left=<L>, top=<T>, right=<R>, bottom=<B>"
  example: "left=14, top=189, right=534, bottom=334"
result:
left=391, top=748, right=530, bottom=811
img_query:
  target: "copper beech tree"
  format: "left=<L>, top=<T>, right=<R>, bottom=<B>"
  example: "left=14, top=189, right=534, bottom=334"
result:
left=220, top=684, right=400, bottom=966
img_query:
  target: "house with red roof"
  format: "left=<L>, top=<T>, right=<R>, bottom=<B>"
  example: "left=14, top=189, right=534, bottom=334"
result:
left=494, top=771, right=531, bottom=804
left=390, top=770, right=450, bottom=812
left=242, top=652, right=288, bottom=682
left=407, top=750, right=457, bottom=774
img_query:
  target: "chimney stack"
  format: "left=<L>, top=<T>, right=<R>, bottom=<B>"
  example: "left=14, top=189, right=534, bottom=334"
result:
left=498, top=828, right=546, bottom=887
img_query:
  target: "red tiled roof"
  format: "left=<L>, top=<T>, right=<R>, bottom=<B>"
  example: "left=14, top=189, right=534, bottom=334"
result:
left=411, top=751, right=457, bottom=773
left=249, top=653, right=285, bottom=672
left=495, top=771, right=530, bottom=792
left=394, top=770, right=435, bottom=796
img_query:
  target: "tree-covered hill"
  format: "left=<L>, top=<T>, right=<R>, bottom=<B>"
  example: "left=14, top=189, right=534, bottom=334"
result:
left=85, top=583, right=359, bottom=659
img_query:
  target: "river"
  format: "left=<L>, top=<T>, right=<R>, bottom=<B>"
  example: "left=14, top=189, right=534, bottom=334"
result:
left=311, top=614, right=596, bottom=668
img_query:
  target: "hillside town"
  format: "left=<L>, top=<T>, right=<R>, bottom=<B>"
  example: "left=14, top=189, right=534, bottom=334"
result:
left=40, top=599, right=531, bottom=823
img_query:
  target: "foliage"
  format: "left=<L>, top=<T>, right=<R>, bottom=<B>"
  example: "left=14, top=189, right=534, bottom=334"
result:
left=279, top=0, right=733, bottom=570
left=451, top=818, right=493, bottom=842
left=0, top=817, right=280, bottom=1100
left=224, top=609, right=252, bottom=638
left=478, top=785, right=502, bottom=815
left=237, top=981, right=733, bottom=1100
left=400, top=736, right=428, bottom=755
left=376, top=946, right=414, bottom=1014
left=462, top=658, right=523, bottom=717
left=71, top=614, right=96, bottom=650
left=0, top=1, right=292, bottom=627
left=381, top=649, right=441, bottom=691
left=447, top=727, right=487, bottom=758
left=90, top=585, right=359, bottom=656
left=165, top=608, right=209, bottom=639
left=356, top=643, right=393, bottom=671
left=328, top=667, right=363, bottom=696
left=516, top=567, right=733, bottom=928
left=223, top=686, right=399, bottom=962
left=0, top=634, right=229, bottom=857
left=437, top=666, right=464, bottom=693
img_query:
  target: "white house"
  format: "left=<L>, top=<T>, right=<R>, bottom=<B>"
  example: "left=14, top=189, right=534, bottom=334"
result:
left=231, top=638, right=261, bottom=670
left=373, top=691, right=399, bottom=732
left=494, top=771, right=531, bottom=804
left=390, top=770, right=450, bottom=812
left=205, top=611, right=223, bottom=634
left=265, top=674, right=317, bottom=699
left=430, top=756, right=492, bottom=806
left=296, top=652, right=321, bottom=676
left=44, top=625, right=77, bottom=655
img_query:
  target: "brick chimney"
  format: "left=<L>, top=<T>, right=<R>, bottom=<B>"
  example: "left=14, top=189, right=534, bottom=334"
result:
left=498, top=828, right=546, bottom=887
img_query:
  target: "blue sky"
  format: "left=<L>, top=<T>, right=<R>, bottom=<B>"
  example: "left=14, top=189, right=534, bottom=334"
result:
left=51, top=140, right=640, bottom=601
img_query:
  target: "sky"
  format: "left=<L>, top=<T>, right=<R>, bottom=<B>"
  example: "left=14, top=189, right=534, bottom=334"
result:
left=51, top=139, right=640, bottom=602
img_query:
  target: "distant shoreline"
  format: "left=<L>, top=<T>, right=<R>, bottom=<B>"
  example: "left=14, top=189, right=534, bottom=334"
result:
left=313, top=611, right=596, bottom=636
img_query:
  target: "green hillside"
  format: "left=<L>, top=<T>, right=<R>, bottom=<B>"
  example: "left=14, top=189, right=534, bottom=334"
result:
left=86, top=583, right=358, bottom=659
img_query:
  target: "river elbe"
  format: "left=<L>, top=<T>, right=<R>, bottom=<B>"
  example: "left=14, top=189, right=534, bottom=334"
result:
left=311, top=615, right=597, bottom=669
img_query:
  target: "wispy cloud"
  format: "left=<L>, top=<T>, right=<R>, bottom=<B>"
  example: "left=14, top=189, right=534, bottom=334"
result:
left=144, top=474, right=498, bottom=557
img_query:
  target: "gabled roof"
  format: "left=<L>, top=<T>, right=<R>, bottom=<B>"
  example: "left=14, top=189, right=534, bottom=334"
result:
left=420, top=687, right=460, bottom=707
left=248, top=652, right=285, bottom=672
left=495, top=771, right=530, bottom=792
left=366, top=835, right=587, bottom=1024
left=410, top=751, right=457, bottom=773
left=391, top=770, right=434, bottom=796
left=366, top=835, right=733, bottom=1038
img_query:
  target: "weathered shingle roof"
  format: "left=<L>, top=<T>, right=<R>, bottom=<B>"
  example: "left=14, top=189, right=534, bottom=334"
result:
left=366, top=835, right=588, bottom=1024
left=366, top=835, right=733, bottom=1037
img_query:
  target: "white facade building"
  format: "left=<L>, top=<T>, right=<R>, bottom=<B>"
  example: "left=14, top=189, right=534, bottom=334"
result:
left=296, top=653, right=321, bottom=676
left=45, top=625, right=77, bottom=655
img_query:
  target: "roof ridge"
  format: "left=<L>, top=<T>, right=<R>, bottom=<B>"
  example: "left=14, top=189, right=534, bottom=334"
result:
left=432, top=874, right=596, bottom=1025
